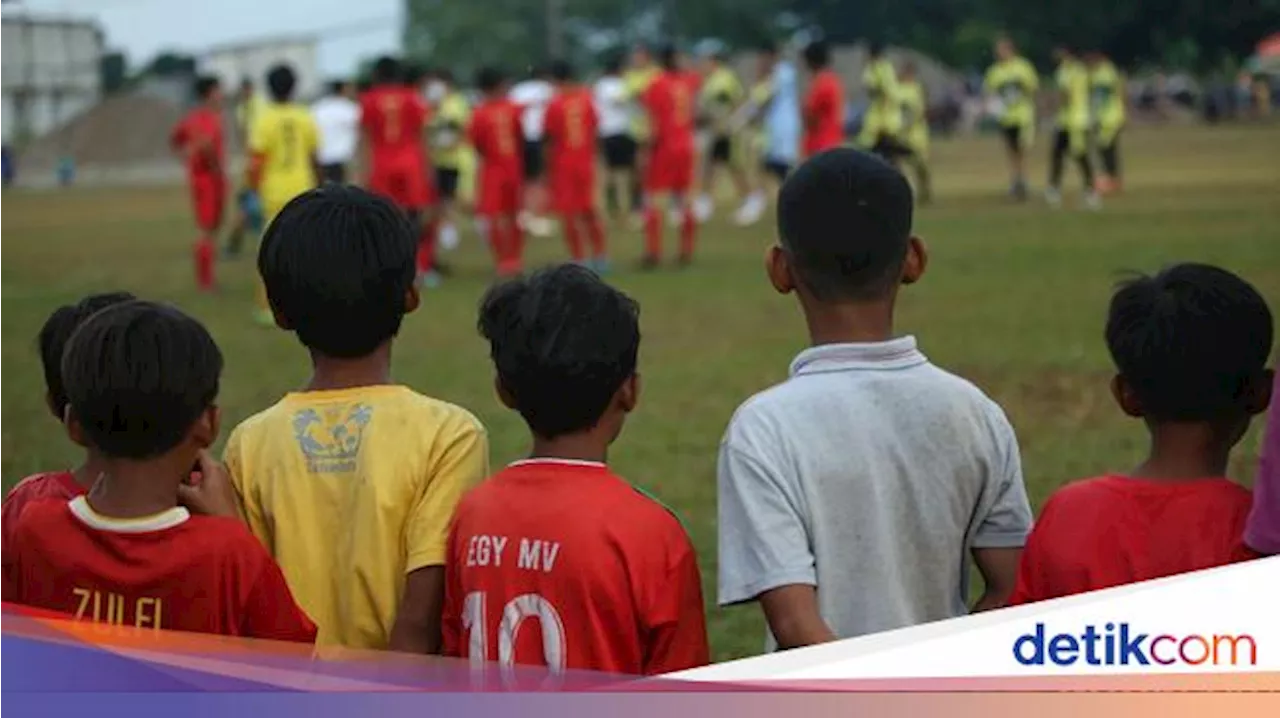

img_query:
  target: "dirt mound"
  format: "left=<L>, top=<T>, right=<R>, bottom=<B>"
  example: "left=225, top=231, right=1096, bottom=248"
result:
left=18, top=93, right=189, bottom=171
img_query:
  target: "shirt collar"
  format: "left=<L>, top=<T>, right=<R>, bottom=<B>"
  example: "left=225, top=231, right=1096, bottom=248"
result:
left=508, top=458, right=607, bottom=470
left=789, top=336, right=927, bottom=377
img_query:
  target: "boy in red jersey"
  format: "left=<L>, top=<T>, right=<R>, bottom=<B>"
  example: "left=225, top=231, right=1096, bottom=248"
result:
left=2, top=300, right=315, bottom=642
left=468, top=66, right=526, bottom=277
left=543, top=59, right=607, bottom=270
left=170, top=76, right=225, bottom=291
left=2, top=292, right=136, bottom=543
left=640, top=45, right=699, bottom=268
left=360, top=57, right=438, bottom=283
left=443, top=265, right=709, bottom=675
left=1010, top=264, right=1273, bottom=605
left=801, top=41, right=845, bottom=157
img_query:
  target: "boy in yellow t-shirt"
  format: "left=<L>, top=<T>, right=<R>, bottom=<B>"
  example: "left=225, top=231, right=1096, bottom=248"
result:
left=248, top=63, right=319, bottom=324
left=225, top=185, right=489, bottom=652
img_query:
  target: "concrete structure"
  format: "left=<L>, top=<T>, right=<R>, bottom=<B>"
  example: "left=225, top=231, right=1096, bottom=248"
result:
left=2, top=14, right=106, bottom=142
left=201, top=34, right=321, bottom=102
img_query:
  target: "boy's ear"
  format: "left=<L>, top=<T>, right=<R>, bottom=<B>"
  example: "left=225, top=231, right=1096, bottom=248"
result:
left=618, top=374, right=640, bottom=414
left=494, top=375, right=518, bottom=410
left=63, top=406, right=90, bottom=448
left=45, top=393, right=62, bottom=422
left=190, top=405, right=220, bottom=450
left=765, top=245, right=795, bottom=295
left=1246, top=368, right=1274, bottom=416
left=1111, top=374, right=1144, bottom=418
left=901, top=236, right=928, bottom=286
left=404, top=285, right=421, bottom=315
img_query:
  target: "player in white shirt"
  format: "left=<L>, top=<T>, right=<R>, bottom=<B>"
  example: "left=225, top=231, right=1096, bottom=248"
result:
left=594, top=56, right=635, bottom=224
left=311, top=80, right=360, bottom=184
left=509, top=66, right=556, bottom=237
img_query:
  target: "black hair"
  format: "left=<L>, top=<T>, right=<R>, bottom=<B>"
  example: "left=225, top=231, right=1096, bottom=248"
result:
left=776, top=148, right=914, bottom=301
left=266, top=63, right=297, bottom=102
left=804, top=40, right=831, bottom=70
left=1105, top=264, right=1274, bottom=422
left=373, top=55, right=402, bottom=85
left=38, top=292, right=137, bottom=421
left=328, top=79, right=348, bottom=95
left=259, top=185, right=417, bottom=359
left=194, top=75, right=220, bottom=101
left=549, top=58, right=573, bottom=82
left=476, top=66, right=503, bottom=92
left=61, top=300, right=222, bottom=459
left=658, top=44, right=679, bottom=71
left=403, top=62, right=427, bottom=85
left=867, top=40, right=886, bottom=58
left=239, top=77, right=254, bottom=90
left=478, top=264, right=640, bottom=439
left=436, top=68, right=455, bottom=85
left=603, top=54, right=623, bottom=75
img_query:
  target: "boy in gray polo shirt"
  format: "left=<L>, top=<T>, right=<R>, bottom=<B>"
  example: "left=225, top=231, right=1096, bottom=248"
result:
left=717, top=149, right=1032, bottom=649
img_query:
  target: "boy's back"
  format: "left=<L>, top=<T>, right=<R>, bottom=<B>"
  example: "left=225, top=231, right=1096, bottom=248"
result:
left=443, top=459, right=706, bottom=675
left=1011, top=476, right=1251, bottom=603
left=251, top=101, right=318, bottom=211
left=227, top=385, right=485, bottom=648
left=719, top=338, right=1029, bottom=642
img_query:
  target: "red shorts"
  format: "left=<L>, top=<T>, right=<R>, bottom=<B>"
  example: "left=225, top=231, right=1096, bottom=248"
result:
left=369, top=154, right=434, bottom=211
left=644, top=144, right=694, bottom=193
left=476, top=165, right=523, bottom=217
left=189, top=173, right=226, bottom=231
left=549, top=160, right=596, bottom=214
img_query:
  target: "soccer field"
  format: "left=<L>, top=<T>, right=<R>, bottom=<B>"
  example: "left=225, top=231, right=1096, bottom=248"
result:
left=3, top=125, right=1279, bottom=661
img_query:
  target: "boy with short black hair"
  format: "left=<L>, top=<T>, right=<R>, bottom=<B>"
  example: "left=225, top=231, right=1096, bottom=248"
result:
left=442, top=264, right=708, bottom=675
left=718, top=148, right=1032, bottom=649
left=1011, top=264, right=1273, bottom=603
left=3, top=301, right=315, bottom=642
left=3, top=292, right=137, bottom=543
left=225, top=185, right=487, bottom=652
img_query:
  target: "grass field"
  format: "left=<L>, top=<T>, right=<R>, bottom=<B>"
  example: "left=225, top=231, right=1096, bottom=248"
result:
left=3, top=125, right=1279, bottom=662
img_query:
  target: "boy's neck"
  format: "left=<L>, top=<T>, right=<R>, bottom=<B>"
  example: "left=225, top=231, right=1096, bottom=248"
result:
left=72, top=456, right=110, bottom=490
left=798, top=294, right=897, bottom=347
left=1132, top=422, right=1236, bottom=481
left=84, top=452, right=188, bottom=519
left=529, top=432, right=610, bottom=465
left=306, top=343, right=394, bottom=392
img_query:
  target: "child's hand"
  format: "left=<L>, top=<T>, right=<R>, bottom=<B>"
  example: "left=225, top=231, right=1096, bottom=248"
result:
left=178, top=450, right=243, bottom=521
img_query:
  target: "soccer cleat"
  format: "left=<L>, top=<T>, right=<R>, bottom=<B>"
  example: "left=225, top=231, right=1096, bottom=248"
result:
left=733, top=192, right=767, bottom=226
left=694, top=194, right=714, bottom=222
left=1044, top=188, right=1063, bottom=208
left=1084, top=191, right=1103, bottom=211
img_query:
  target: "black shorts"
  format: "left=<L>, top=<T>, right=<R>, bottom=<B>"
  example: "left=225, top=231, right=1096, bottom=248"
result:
left=871, top=135, right=914, bottom=161
left=320, top=162, right=347, bottom=184
left=709, top=135, right=733, bottom=163
left=1001, top=125, right=1025, bottom=153
left=601, top=134, right=636, bottom=169
left=435, top=167, right=460, bottom=200
left=761, top=159, right=791, bottom=181
left=523, top=139, right=544, bottom=180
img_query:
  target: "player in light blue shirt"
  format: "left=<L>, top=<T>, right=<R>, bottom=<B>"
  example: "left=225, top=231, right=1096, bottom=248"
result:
left=735, top=41, right=801, bottom=225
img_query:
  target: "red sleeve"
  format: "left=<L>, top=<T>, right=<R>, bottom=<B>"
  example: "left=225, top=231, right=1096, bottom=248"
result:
left=359, top=94, right=375, bottom=130
left=466, top=111, right=484, bottom=153
left=440, top=520, right=465, bottom=658
left=543, top=101, right=562, bottom=146
left=239, top=549, right=317, bottom=643
left=641, top=535, right=710, bottom=675
left=1007, top=498, right=1058, bottom=606
left=170, top=119, right=188, bottom=150
left=2, top=526, right=20, bottom=603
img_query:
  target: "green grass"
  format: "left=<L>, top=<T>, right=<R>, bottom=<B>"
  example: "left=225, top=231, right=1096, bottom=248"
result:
left=3, top=125, right=1279, bottom=662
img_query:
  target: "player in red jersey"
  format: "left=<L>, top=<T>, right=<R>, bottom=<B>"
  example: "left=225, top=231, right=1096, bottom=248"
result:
left=2, top=300, right=315, bottom=642
left=2, top=292, right=136, bottom=546
left=170, top=76, right=225, bottom=291
left=640, top=46, right=700, bottom=268
left=360, top=57, right=439, bottom=283
left=543, top=60, right=607, bottom=269
left=801, top=41, right=845, bottom=157
left=468, top=66, right=526, bottom=277
left=444, top=266, right=709, bottom=676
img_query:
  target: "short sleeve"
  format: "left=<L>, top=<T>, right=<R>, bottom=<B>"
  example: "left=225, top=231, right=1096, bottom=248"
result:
left=971, top=408, right=1034, bottom=548
left=641, top=539, right=710, bottom=674
left=240, top=546, right=318, bottom=643
left=717, top=428, right=815, bottom=606
left=404, top=415, right=488, bottom=572
left=223, top=426, right=271, bottom=552
left=1025, top=64, right=1040, bottom=91
left=1006, top=497, right=1059, bottom=605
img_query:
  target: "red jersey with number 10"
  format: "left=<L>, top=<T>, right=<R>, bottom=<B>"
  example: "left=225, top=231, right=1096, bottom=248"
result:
left=804, top=69, right=845, bottom=156
left=544, top=87, right=599, bottom=168
left=442, top=459, right=709, bottom=675
left=468, top=98, right=525, bottom=174
left=360, top=86, right=430, bottom=168
left=643, top=72, right=697, bottom=154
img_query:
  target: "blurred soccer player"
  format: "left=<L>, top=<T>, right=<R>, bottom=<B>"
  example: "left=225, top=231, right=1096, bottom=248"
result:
left=360, top=57, right=439, bottom=283
left=544, top=59, right=608, bottom=270
left=1046, top=46, right=1100, bottom=209
left=695, top=49, right=748, bottom=222
left=897, top=61, right=933, bottom=203
left=2, top=300, right=316, bottom=642
left=229, top=186, right=488, bottom=651
left=593, top=55, right=634, bottom=223
left=312, top=79, right=360, bottom=184
left=640, top=45, right=699, bottom=268
left=170, top=75, right=225, bottom=291
left=225, top=78, right=266, bottom=258
left=428, top=69, right=470, bottom=259
left=856, top=43, right=910, bottom=165
left=624, top=45, right=660, bottom=224
left=984, top=37, right=1039, bottom=200
left=1086, top=51, right=1126, bottom=194
left=801, top=40, right=845, bottom=157
left=2, top=292, right=136, bottom=544
left=1011, top=264, right=1272, bottom=603
left=444, top=265, right=709, bottom=675
left=469, top=66, right=527, bottom=277
left=248, top=63, right=319, bottom=324
left=510, top=65, right=556, bottom=238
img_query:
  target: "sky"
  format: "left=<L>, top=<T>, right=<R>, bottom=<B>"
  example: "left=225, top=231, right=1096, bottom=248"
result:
left=7, top=0, right=402, bottom=73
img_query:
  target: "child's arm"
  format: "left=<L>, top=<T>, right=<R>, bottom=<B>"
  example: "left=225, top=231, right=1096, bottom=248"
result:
left=389, top=417, right=489, bottom=655
left=759, top=584, right=836, bottom=649
left=971, top=547, right=1022, bottom=612
left=178, top=449, right=244, bottom=520
left=241, top=551, right=318, bottom=644
left=970, top=409, right=1034, bottom=611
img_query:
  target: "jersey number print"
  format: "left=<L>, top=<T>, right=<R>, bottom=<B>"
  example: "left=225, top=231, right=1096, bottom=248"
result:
left=461, top=591, right=567, bottom=676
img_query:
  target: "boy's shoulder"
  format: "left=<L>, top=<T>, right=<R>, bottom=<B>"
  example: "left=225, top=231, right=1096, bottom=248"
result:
left=230, top=386, right=484, bottom=442
left=1045, top=475, right=1253, bottom=515
left=4, top=471, right=82, bottom=506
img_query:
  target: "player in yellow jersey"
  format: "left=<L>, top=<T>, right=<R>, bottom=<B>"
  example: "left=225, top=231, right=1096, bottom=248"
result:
left=694, top=49, right=748, bottom=221
left=983, top=37, right=1039, bottom=200
left=1086, top=51, right=1126, bottom=194
left=225, top=78, right=267, bottom=257
left=624, top=45, right=659, bottom=224
left=249, top=63, right=319, bottom=324
left=857, top=43, right=912, bottom=165
left=428, top=69, right=470, bottom=259
left=1046, top=46, right=1100, bottom=209
left=897, top=61, right=932, bottom=204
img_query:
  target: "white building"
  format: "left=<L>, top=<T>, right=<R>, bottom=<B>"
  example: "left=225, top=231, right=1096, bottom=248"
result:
left=201, top=34, right=321, bottom=101
left=1, top=14, right=105, bottom=142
